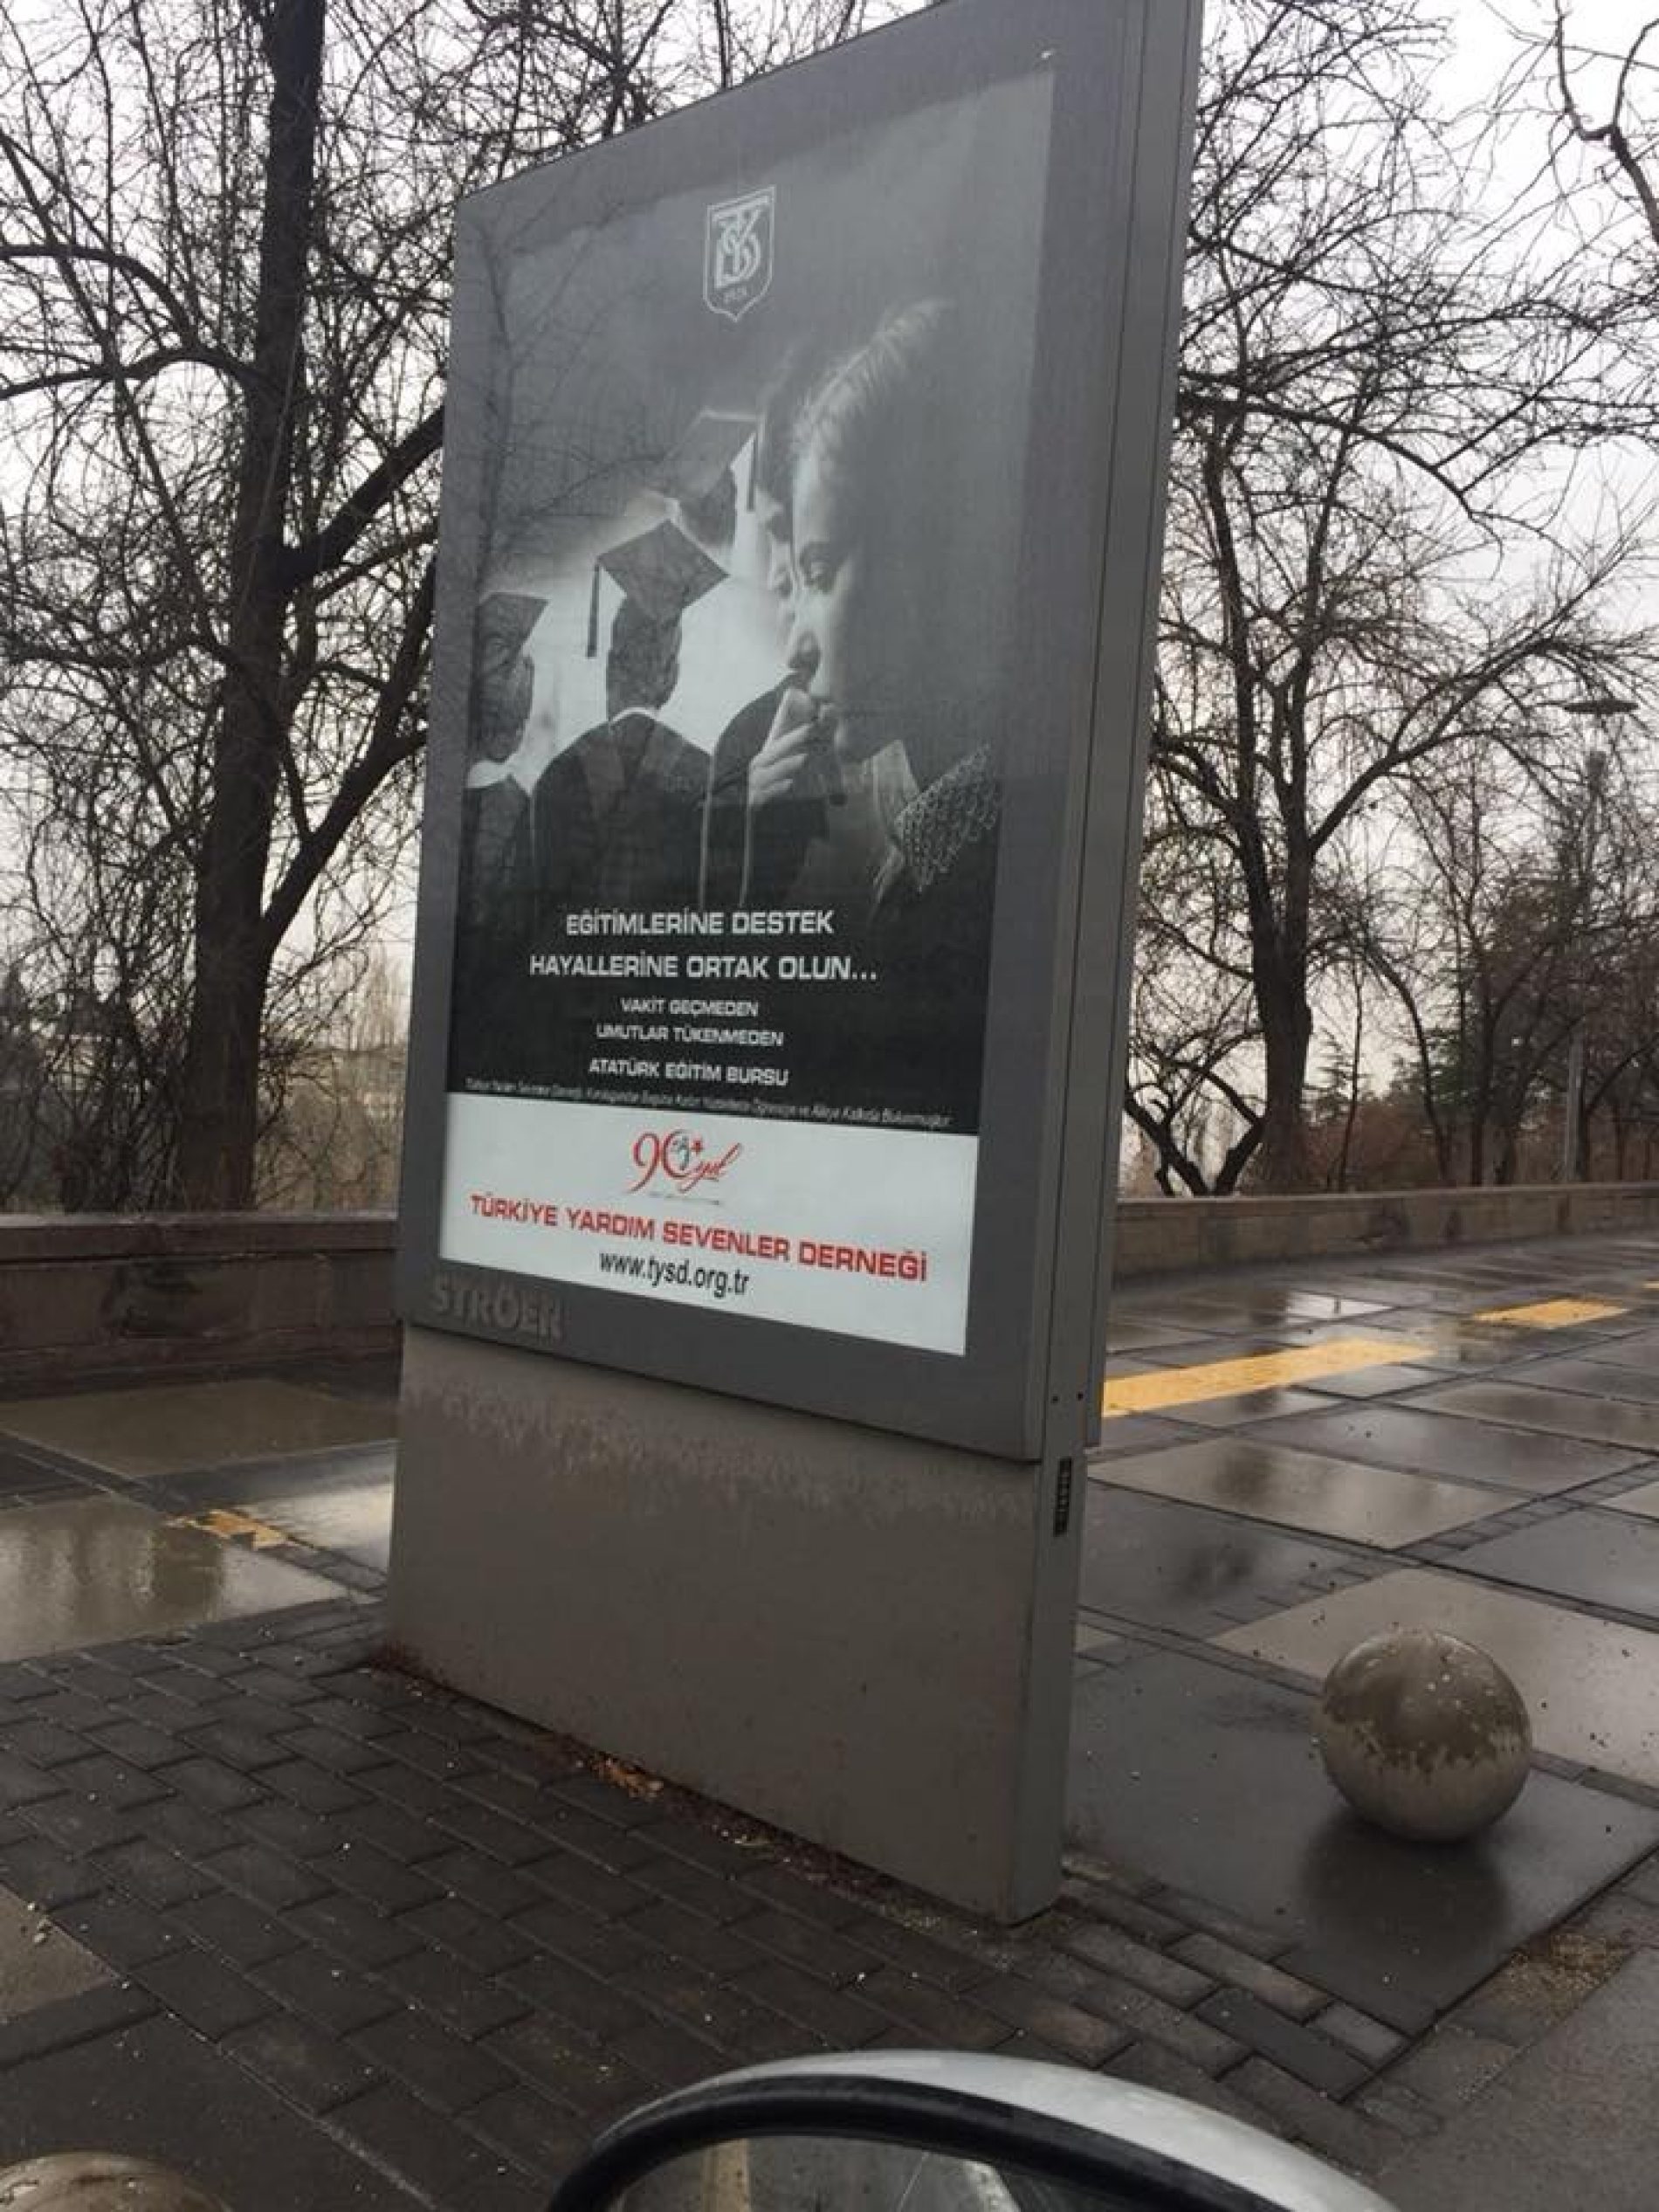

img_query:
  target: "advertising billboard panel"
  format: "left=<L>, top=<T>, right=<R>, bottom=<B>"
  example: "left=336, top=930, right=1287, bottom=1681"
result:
left=398, top=0, right=1201, bottom=1455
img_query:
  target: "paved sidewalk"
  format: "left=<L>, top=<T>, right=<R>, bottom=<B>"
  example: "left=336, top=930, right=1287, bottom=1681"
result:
left=0, top=1592, right=1398, bottom=2204
left=4, top=1583, right=1659, bottom=2208
left=8, top=1231, right=1659, bottom=2204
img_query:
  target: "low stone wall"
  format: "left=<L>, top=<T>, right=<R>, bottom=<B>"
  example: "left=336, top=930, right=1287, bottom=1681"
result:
left=3, top=1184, right=1656, bottom=1389
left=1112, top=1182, right=1659, bottom=1277
left=0, top=1212, right=396, bottom=1390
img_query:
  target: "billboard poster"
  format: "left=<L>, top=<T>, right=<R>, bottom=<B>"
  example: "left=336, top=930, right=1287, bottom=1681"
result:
left=434, top=70, right=1054, bottom=1355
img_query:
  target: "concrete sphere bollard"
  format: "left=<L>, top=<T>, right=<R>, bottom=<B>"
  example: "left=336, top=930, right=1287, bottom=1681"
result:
left=1315, top=1627, right=1532, bottom=1843
left=0, top=2155, right=229, bottom=2211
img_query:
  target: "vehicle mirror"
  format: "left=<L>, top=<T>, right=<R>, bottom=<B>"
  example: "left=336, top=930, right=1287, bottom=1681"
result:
left=543, top=2055, right=1398, bottom=2212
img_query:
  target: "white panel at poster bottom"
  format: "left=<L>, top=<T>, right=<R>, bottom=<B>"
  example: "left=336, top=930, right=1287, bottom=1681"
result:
left=438, top=1093, right=978, bottom=1354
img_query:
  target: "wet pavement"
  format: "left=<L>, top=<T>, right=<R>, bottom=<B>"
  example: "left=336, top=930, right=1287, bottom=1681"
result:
left=0, top=1499, right=341, bottom=1664
left=5, top=1230, right=1659, bottom=2203
left=1084, top=1236, right=1659, bottom=1972
left=0, top=1378, right=395, bottom=1479
left=1074, top=1228, right=1659, bottom=2199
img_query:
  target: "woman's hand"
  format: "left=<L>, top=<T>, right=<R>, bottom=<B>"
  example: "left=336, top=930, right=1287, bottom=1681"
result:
left=747, top=687, right=839, bottom=809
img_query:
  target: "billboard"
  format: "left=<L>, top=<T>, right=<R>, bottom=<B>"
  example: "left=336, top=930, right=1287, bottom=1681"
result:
left=399, top=0, right=1201, bottom=1454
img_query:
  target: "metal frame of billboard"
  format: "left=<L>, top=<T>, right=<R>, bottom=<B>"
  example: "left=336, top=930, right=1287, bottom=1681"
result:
left=396, top=0, right=1201, bottom=1460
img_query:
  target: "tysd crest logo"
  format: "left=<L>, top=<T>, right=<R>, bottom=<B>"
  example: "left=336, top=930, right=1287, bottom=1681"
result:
left=705, top=188, right=774, bottom=321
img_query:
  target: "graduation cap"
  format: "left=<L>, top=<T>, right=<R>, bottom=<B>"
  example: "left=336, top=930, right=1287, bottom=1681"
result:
left=587, top=518, right=726, bottom=657
left=642, top=410, right=757, bottom=551
left=643, top=410, right=756, bottom=507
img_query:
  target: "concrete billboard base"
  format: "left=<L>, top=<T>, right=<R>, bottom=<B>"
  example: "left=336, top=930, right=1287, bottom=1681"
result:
left=389, top=1325, right=1083, bottom=1921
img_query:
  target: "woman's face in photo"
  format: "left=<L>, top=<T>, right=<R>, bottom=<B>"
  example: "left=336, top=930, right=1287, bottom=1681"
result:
left=787, top=445, right=909, bottom=762
left=754, top=486, right=795, bottom=636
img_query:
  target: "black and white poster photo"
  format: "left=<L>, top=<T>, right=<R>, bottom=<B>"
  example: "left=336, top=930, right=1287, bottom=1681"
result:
left=438, top=71, right=1053, bottom=1353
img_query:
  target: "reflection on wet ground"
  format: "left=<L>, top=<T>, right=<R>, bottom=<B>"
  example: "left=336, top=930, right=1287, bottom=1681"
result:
left=160, top=1446, right=396, bottom=1571
left=1244, top=1402, right=1641, bottom=1492
left=1219, top=1567, right=1659, bottom=1782
left=1, top=1241, right=1657, bottom=2043
left=1507, top=1352, right=1659, bottom=1407
left=1077, top=1230, right=1659, bottom=2016
left=0, top=1498, right=339, bottom=1661
left=0, top=1362, right=396, bottom=1663
left=1080, top=1487, right=1357, bottom=1639
left=1105, top=1435, right=1504, bottom=1548
left=1069, top=1650, right=1659, bottom=2019
left=1411, top=1378, right=1659, bottom=1452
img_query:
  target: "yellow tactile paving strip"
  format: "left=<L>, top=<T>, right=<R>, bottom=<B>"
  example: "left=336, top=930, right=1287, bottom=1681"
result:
left=171, top=1507, right=290, bottom=1550
left=1470, top=1298, right=1628, bottom=1328
left=1103, top=1287, right=1642, bottom=1416
left=1103, top=1337, right=1422, bottom=1418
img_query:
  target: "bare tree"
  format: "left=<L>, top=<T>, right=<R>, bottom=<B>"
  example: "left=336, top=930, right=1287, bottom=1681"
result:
left=1546, top=5, right=1659, bottom=257
left=1355, top=727, right=1659, bottom=1183
left=1127, top=760, right=1265, bottom=1195
left=1141, top=0, right=1652, bottom=1192
left=0, top=0, right=893, bottom=1210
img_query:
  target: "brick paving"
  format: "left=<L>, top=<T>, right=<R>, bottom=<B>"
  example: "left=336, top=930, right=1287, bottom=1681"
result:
left=0, top=1592, right=1654, bottom=2212
left=0, top=1588, right=1473, bottom=2205
left=9, top=1260, right=1659, bottom=2204
left=10, top=1578, right=1650, bottom=2209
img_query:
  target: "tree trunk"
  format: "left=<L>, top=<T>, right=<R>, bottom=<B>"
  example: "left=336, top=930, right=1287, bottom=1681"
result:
left=1252, top=968, right=1315, bottom=1190
left=1495, top=1110, right=1522, bottom=1185
left=174, top=0, right=324, bottom=1208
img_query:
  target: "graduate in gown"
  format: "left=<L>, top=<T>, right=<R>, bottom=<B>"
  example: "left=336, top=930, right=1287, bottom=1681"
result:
left=450, top=589, right=544, bottom=1083
left=533, top=518, right=725, bottom=920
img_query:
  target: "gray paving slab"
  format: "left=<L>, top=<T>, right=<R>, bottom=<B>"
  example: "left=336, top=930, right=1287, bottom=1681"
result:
left=162, top=1443, right=394, bottom=1498
left=1098, top=1438, right=1505, bottom=1551
left=1272, top=1319, right=1524, bottom=1372
left=1219, top=1568, right=1659, bottom=1784
left=1067, top=1650, right=1659, bottom=2024
left=1448, top=1510, right=1659, bottom=1622
left=1145, top=1290, right=1394, bottom=1331
left=1111, top=1298, right=1297, bottom=1337
left=1103, top=1333, right=1296, bottom=1370
left=1079, top=1487, right=1362, bottom=1639
left=0, top=1883, right=111, bottom=2018
left=1105, top=1317, right=1217, bottom=1353
left=0, top=1379, right=395, bottom=1478
left=163, top=1449, right=395, bottom=1571
left=1075, top=1621, right=1132, bottom=1658
left=1380, top=1951, right=1659, bottom=2211
left=1603, top=1471, right=1659, bottom=1522
left=1087, top=1415, right=1200, bottom=1460
left=1277, top=1273, right=1492, bottom=1311
left=0, top=2008, right=419, bottom=2209
left=1275, top=1291, right=1400, bottom=1321
left=1245, top=1402, right=1640, bottom=1494
left=0, top=1498, right=341, bottom=1662
left=1410, top=1377, right=1659, bottom=1454
left=1156, top=1387, right=1337, bottom=1428
left=0, top=1441, right=87, bottom=1497
left=1550, top=1326, right=1659, bottom=1372
left=1504, top=1353, right=1659, bottom=1407
left=1303, top=1366, right=1451, bottom=1401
